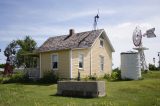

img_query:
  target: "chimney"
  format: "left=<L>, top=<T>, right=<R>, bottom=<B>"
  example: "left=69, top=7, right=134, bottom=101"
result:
left=69, top=29, right=75, bottom=36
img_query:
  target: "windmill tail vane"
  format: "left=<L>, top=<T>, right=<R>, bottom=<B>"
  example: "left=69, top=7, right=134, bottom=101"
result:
left=143, top=28, right=156, bottom=38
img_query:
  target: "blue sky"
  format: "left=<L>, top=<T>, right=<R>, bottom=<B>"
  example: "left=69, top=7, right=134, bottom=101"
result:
left=0, top=0, right=160, bottom=68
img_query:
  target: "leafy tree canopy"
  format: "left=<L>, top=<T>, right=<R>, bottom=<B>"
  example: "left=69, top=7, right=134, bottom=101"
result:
left=4, top=36, right=37, bottom=68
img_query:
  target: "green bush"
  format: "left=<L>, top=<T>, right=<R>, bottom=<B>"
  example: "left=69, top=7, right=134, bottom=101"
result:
left=113, top=67, right=121, bottom=72
left=0, top=64, right=5, bottom=68
left=103, top=68, right=121, bottom=81
left=38, top=71, right=58, bottom=84
left=103, top=74, right=111, bottom=80
left=1, top=70, right=59, bottom=84
left=149, top=64, right=159, bottom=71
left=10, top=72, right=31, bottom=83
left=0, top=77, right=11, bottom=84
left=88, top=73, right=97, bottom=80
left=84, top=76, right=89, bottom=81
left=1, top=72, right=31, bottom=84
left=11, top=72, right=24, bottom=82
left=111, top=71, right=121, bottom=81
left=0, top=77, right=3, bottom=83
left=0, top=71, right=3, bottom=75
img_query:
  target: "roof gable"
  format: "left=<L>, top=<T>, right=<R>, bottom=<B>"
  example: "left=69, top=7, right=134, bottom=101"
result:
left=101, top=31, right=115, bottom=52
left=38, top=29, right=114, bottom=52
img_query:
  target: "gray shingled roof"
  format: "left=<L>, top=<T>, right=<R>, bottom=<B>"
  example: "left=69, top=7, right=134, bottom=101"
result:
left=38, top=29, right=113, bottom=52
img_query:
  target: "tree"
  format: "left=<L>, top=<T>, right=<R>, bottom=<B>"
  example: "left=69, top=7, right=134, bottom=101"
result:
left=149, top=63, right=158, bottom=71
left=16, top=36, right=37, bottom=67
left=4, top=40, right=18, bottom=75
left=4, top=40, right=18, bottom=65
left=4, top=36, right=37, bottom=68
left=16, top=36, right=36, bottom=52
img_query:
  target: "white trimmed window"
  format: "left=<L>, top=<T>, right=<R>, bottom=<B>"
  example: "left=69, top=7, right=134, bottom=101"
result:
left=52, top=54, right=58, bottom=69
left=79, top=54, right=84, bottom=69
left=100, top=56, right=104, bottom=71
left=100, top=39, right=104, bottom=47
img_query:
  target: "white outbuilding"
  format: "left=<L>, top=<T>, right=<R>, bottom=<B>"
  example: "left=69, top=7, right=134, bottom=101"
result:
left=120, top=52, right=141, bottom=80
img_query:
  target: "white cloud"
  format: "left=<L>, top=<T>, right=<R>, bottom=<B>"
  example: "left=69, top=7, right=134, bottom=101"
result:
left=1, top=0, right=160, bottom=67
left=56, top=10, right=116, bottom=22
left=102, top=20, right=160, bottom=68
left=1, top=20, right=159, bottom=67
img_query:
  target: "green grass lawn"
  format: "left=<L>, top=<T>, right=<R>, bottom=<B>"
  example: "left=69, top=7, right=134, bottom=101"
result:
left=0, top=71, right=160, bottom=106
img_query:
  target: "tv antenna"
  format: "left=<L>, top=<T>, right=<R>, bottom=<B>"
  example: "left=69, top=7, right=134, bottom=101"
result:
left=93, top=10, right=100, bottom=30
left=133, top=26, right=156, bottom=71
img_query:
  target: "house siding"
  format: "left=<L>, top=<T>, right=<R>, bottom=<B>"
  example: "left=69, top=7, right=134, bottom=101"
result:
left=91, top=32, right=112, bottom=77
left=40, top=50, right=70, bottom=78
left=72, top=48, right=91, bottom=78
left=71, top=32, right=112, bottom=78
left=40, top=32, right=113, bottom=79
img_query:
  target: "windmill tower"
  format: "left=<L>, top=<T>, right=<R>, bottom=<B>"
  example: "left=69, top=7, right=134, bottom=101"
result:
left=132, top=27, right=156, bottom=71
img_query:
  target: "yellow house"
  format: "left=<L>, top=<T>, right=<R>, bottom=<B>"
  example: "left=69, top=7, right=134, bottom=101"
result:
left=38, top=29, right=115, bottom=79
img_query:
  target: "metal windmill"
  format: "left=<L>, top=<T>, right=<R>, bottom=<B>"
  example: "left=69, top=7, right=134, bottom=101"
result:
left=132, top=27, right=156, bottom=71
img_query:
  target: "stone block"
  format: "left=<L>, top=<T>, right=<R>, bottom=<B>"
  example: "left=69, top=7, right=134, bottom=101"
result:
left=57, top=81, right=106, bottom=97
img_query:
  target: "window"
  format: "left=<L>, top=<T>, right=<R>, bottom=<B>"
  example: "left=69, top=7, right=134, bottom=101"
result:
left=100, top=39, right=104, bottom=47
left=52, top=54, right=58, bottom=69
left=100, top=56, right=104, bottom=71
left=79, top=54, right=84, bottom=69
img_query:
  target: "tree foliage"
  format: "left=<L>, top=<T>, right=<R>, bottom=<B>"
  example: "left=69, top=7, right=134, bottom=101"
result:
left=4, top=36, right=37, bottom=68
left=16, top=36, right=37, bottom=67
left=149, top=63, right=158, bottom=71
left=4, top=40, right=17, bottom=58
left=4, top=40, right=18, bottom=67
left=16, top=36, right=36, bottom=52
left=0, top=64, right=5, bottom=68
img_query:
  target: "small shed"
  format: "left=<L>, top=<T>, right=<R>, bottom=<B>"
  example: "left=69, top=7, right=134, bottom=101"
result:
left=121, top=52, right=141, bottom=80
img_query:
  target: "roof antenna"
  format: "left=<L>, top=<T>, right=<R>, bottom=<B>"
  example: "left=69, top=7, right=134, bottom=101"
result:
left=93, top=9, right=100, bottom=30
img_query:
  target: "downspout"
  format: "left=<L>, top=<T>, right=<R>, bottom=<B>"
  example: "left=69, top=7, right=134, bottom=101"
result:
left=90, top=48, right=92, bottom=76
left=39, top=53, right=42, bottom=78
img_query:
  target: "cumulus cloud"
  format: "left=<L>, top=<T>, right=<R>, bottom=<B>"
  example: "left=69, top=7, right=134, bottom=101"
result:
left=102, top=20, right=160, bottom=68
left=0, top=0, right=160, bottom=67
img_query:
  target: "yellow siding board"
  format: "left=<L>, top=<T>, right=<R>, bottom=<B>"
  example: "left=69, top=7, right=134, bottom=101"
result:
left=91, top=32, right=112, bottom=77
left=72, top=49, right=91, bottom=78
left=40, top=50, right=70, bottom=78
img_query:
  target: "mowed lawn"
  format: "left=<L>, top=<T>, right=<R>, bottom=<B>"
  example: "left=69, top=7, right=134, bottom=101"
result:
left=0, top=71, right=160, bottom=106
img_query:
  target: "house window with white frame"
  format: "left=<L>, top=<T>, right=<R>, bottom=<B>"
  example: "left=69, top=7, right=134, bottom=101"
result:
left=79, top=54, right=84, bottom=69
left=100, top=39, right=104, bottom=47
left=52, top=54, right=58, bottom=69
left=100, top=56, right=104, bottom=71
